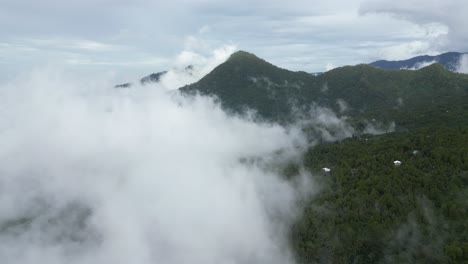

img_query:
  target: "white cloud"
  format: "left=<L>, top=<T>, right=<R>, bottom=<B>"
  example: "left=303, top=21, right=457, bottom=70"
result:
left=376, top=41, right=434, bottom=61
left=156, top=43, right=237, bottom=90
left=402, top=60, right=437, bottom=70
left=15, top=38, right=128, bottom=53
left=1, top=0, right=467, bottom=80
left=0, top=68, right=312, bottom=264
left=336, top=99, right=349, bottom=113
left=456, top=54, right=468, bottom=74
left=325, top=62, right=336, bottom=71
left=360, top=0, right=468, bottom=53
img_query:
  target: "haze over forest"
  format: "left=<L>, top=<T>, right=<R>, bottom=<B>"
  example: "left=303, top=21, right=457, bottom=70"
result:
left=0, top=1, right=467, bottom=264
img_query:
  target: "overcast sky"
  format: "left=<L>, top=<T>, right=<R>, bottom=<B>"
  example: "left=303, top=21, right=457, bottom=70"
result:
left=1, top=0, right=467, bottom=82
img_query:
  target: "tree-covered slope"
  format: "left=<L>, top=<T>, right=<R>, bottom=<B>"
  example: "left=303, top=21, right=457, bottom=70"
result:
left=5, top=50, right=466, bottom=263
left=180, top=51, right=320, bottom=121
left=180, top=51, right=468, bottom=129
left=181, top=51, right=468, bottom=263
left=322, top=63, right=468, bottom=129
left=291, top=126, right=468, bottom=263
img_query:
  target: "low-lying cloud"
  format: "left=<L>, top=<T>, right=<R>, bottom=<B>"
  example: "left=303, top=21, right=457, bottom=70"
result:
left=0, top=69, right=311, bottom=264
left=402, top=60, right=437, bottom=70
left=456, top=54, right=468, bottom=73
left=360, top=0, right=468, bottom=54
left=294, top=103, right=395, bottom=143
left=156, top=44, right=237, bottom=90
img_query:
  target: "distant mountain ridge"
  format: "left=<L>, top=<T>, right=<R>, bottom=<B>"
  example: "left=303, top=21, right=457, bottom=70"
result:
left=115, top=52, right=467, bottom=88
left=114, top=70, right=168, bottom=88
left=369, top=52, right=467, bottom=71
left=114, top=65, right=195, bottom=88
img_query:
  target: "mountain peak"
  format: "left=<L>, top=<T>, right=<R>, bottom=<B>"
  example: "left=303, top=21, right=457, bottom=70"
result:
left=221, top=50, right=290, bottom=74
left=227, top=50, right=263, bottom=62
left=228, top=50, right=255, bottom=57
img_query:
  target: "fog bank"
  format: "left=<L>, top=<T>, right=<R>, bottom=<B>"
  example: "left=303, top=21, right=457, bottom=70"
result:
left=0, top=70, right=311, bottom=264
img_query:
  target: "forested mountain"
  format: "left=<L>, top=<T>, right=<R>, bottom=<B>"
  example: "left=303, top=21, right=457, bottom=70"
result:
left=8, top=50, right=465, bottom=263
left=181, top=51, right=468, bottom=263
left=180, top=51, right=318, bottom=122
left=369, top=52, right=466, bottom=71
left=181, top=51, right=468, bottom=129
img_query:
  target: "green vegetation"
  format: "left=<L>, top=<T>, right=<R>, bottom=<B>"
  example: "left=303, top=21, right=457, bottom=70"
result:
left=181, top=51, right=468, bottom=129
left=181, top=51, right=320, bottom=122
left=4, top=51, right=466, bottom=262
left=291, top=126, right=468, bottom=263
left=183, top=51, right=468, bottom=263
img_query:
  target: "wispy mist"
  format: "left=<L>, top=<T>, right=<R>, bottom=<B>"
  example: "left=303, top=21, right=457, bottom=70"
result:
left=155, top=44, right=237, bottom=90
left=457, top=54, right=468, bottom=73
left=403, top=60, right=437, bottom=70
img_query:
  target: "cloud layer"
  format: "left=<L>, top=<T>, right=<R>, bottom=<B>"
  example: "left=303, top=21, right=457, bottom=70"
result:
left=0, top=70, right=311, bottom=264
left=360, top=0, right=468, bottom=50
left=1, top=0, right=467, bottom=81
left=155, top=44, right=236, bottom=90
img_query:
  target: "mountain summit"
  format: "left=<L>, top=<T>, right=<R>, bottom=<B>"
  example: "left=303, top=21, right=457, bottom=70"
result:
left=181, top=50, right=468, bottom=129
left=180, top=50, right=316, bottom=121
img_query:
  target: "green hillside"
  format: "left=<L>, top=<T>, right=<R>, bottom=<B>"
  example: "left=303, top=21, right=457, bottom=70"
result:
left=291, top=126, right=468, bottom=263
left=181, top=51, right=319, bottom=121
left=181, top=51, right=468, bottom=130
left=3, top=51, right=466, bottom=263
left=181, top=51, right=468, bottom=263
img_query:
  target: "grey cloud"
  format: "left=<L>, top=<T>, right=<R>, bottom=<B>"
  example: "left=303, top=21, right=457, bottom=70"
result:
left=360, top=0, right=468, bottom=52
left=1, top=0, right=467, bottom=81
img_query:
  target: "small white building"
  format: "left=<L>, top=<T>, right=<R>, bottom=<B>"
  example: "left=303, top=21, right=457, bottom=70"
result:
left=413, top=150, right=419, bottom=155
left=394, top=160, right=402, bottom=166
left=322, top=167, right=331, bottom=172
